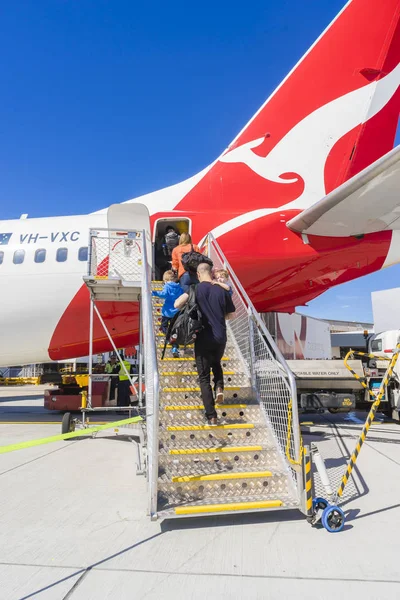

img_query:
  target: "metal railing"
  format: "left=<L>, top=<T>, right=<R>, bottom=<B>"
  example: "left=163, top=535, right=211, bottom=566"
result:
left=206, top=234, right=302, bottom=497
left=88, top=228, right=143, bottom=281
left=85, top=226, right=160, bottom=517
left=141, top=230, right=160, bottom=519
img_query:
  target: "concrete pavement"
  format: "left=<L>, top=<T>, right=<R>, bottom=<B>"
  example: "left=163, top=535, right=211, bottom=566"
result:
left=1, top=387, right=400, bottom=599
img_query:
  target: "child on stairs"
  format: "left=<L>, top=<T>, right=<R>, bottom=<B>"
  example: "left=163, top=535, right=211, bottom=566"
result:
left=152, top=270, right=182, bottom=357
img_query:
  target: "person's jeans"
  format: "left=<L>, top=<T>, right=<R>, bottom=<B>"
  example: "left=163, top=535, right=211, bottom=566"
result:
left=179, top=271, right=198, bottom=293
left=194, top=339, right=225, bottom=419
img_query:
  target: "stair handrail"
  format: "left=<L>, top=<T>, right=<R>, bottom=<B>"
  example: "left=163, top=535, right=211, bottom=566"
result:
left=206, top=234, right=297, bottom=394
left=141, top=229, right=160, bottom=519
left=206, top=233, right=302, bottom=475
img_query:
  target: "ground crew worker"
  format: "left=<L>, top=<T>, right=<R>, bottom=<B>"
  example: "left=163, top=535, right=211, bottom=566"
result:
left=117, top=354, right=132, bottom=407
left=105, top=355, right=119, bottom=401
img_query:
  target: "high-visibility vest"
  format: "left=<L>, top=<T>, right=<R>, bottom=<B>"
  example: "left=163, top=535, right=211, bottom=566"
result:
left=118, top=360, right=132, bottom=381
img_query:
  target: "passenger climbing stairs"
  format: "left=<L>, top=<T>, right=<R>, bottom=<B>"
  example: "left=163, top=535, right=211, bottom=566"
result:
left=150, top=274, right=301, bottom=518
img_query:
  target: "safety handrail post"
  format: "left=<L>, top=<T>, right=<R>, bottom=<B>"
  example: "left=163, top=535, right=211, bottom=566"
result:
left=141, top=229, right=160, bottom=519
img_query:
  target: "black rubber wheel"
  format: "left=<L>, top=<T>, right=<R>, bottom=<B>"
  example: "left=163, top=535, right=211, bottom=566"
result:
left=61, top=412, right=74, bottom=434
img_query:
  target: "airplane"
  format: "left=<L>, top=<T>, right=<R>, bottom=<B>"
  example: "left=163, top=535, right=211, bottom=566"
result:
left=0, top=0, right=399, bottom=367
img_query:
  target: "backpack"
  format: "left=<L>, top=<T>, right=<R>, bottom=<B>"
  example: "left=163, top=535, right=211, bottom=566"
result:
left=181, top=244, right=213, bottom=273
left=163, top=230, right=179, bottom=256
left=161, top=285, right=203, bottom=359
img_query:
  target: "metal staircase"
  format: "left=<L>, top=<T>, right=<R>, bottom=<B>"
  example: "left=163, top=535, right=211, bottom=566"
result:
left=146, top=234, right=304, bottom=519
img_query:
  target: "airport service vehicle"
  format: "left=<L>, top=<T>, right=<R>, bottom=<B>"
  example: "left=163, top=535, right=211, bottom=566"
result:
left=365, top=330, right=400, bottom=420
left=0, top=0, right=400, bottom=367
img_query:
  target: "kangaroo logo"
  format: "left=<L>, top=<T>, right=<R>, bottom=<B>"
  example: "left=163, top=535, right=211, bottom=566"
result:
left=220, top=64, right=400, bottom=210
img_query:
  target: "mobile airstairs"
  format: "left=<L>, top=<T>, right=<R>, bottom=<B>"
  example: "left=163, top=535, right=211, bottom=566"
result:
left=83, top=204, right=345, bottom=532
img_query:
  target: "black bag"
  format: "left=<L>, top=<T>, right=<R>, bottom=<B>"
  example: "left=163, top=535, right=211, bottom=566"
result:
left=161, top=285, right=203, bottom=359
left=181, top=244, right=213, bottom=273
left=163, top=230, right=179, bottom=256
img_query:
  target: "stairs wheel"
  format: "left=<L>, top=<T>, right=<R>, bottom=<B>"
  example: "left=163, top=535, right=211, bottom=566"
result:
left=61, top=412, right=75, bottom=435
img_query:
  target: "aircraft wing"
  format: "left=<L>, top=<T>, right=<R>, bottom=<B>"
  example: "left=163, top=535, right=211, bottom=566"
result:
left=287, top=145, right=400, bottom=237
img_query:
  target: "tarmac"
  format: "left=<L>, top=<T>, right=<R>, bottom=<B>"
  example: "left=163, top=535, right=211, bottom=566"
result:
left=1, top=385, right=400, bottom=599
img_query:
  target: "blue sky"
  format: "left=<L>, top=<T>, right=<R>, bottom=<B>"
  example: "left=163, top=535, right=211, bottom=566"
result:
left=0, top=0, right=398, bottom=323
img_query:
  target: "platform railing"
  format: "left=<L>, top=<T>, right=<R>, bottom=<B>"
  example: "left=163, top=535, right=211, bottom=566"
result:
left=141, top=230, right=160, bottom=519
left=88, top=228, right=144, bottom=281
left=206, top=234, right=302, bottom=499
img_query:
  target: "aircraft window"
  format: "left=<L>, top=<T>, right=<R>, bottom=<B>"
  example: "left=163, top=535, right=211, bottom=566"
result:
left=56, top=247, right=68, bottom=262
left=13, top=250, right=25, bottom=264
left=34, top=248, right=46, bottom=263
left=78, top=246, right=88, bottom=261
left=0, top=251, right=3, bottom=265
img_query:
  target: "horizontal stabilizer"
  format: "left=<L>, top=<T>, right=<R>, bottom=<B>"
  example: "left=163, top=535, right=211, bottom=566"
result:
left=287, top=145, right=400, bottom=237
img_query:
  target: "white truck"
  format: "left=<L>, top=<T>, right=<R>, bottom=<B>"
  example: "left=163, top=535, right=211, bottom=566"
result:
left=262, top=312, right=366, bottom=413
left=366, top=330, right=400, bottom=420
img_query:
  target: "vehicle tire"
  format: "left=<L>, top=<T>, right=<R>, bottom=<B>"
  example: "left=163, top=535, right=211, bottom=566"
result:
left=312, top=497, right=328, bottom=512
left=321, top=505, right=345, bottom=533
left=61, top=412, right=75, bottom=435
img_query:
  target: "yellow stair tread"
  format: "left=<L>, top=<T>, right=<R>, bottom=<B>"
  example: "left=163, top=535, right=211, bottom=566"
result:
left=161, top=371, right=235, bottom=376
left=172, top=471, right=273, bottom=482
left=174, top=500, right=283, bottom=515
left=158, top=345, right=194, bottom=349
left=160, top=357, right=229, bottom=362
left=163, top=404, right=248, bottom=411
left=163, top=386, right=240, bottom=392
left=169, top=445, right=262, bottom=455
left=167, top=423, right=254, bottom=431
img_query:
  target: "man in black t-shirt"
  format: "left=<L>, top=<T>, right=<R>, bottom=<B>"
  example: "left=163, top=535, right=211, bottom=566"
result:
left=175, top=263, right=235, bottom=425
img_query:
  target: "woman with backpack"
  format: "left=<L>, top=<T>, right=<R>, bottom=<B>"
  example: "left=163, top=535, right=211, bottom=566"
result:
left=172, top=233, right=201, bottom=292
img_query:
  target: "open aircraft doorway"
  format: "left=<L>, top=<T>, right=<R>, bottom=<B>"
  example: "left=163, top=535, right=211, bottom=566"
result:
left=153, top=217, right=191, bottom=280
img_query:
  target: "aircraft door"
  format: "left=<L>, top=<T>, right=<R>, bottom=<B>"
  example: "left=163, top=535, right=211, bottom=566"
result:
left=106, top=203, right=152, bottom=280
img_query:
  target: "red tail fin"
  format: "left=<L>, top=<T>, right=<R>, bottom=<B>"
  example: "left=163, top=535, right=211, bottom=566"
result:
left=177, top=0, right=400, bottom=220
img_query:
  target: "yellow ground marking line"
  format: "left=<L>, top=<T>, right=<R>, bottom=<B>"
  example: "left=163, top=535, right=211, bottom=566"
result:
left=163, top=386, right=241, bottom=393
left=161, top=371, right=235, bottom=376
left=175, top=500, right=282, bottom=515
left=163, top=404, right=248, bottom=411
left=167, top=423, right=254, bottom=431
left=0, top=416, right=142, bottom=455
left=172, top=471, right=273, bottom=482
left=169, top=445, right=262, bottom=455
left=300, top=422, right=314, bottom=426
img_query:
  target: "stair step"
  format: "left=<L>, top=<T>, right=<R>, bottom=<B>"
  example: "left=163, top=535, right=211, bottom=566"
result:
left=163, top=403, right=247, bottom=411
left=174, top=499, right=283, bottom=515
left=169, top=445, right=262, bottom=455
left=159, top=449, right=281, bottom=477
left=166, top=423, right=254, bottom=431
left=163, top=386, right=240, bottom=393
left=158, top=473, right=289, bottom=507
left=171, top=470, right=273, bottom=482
left=161, top=371, right=235, bottom=376
left=161, top=426, right=267, bottom=449
left=161, top=390, right=253, bottom=405
left=161, top=407, right=263, bottom=426
left=160, top=357, right=229, bottom=362
left=158, top=344, right=194, bottom=349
